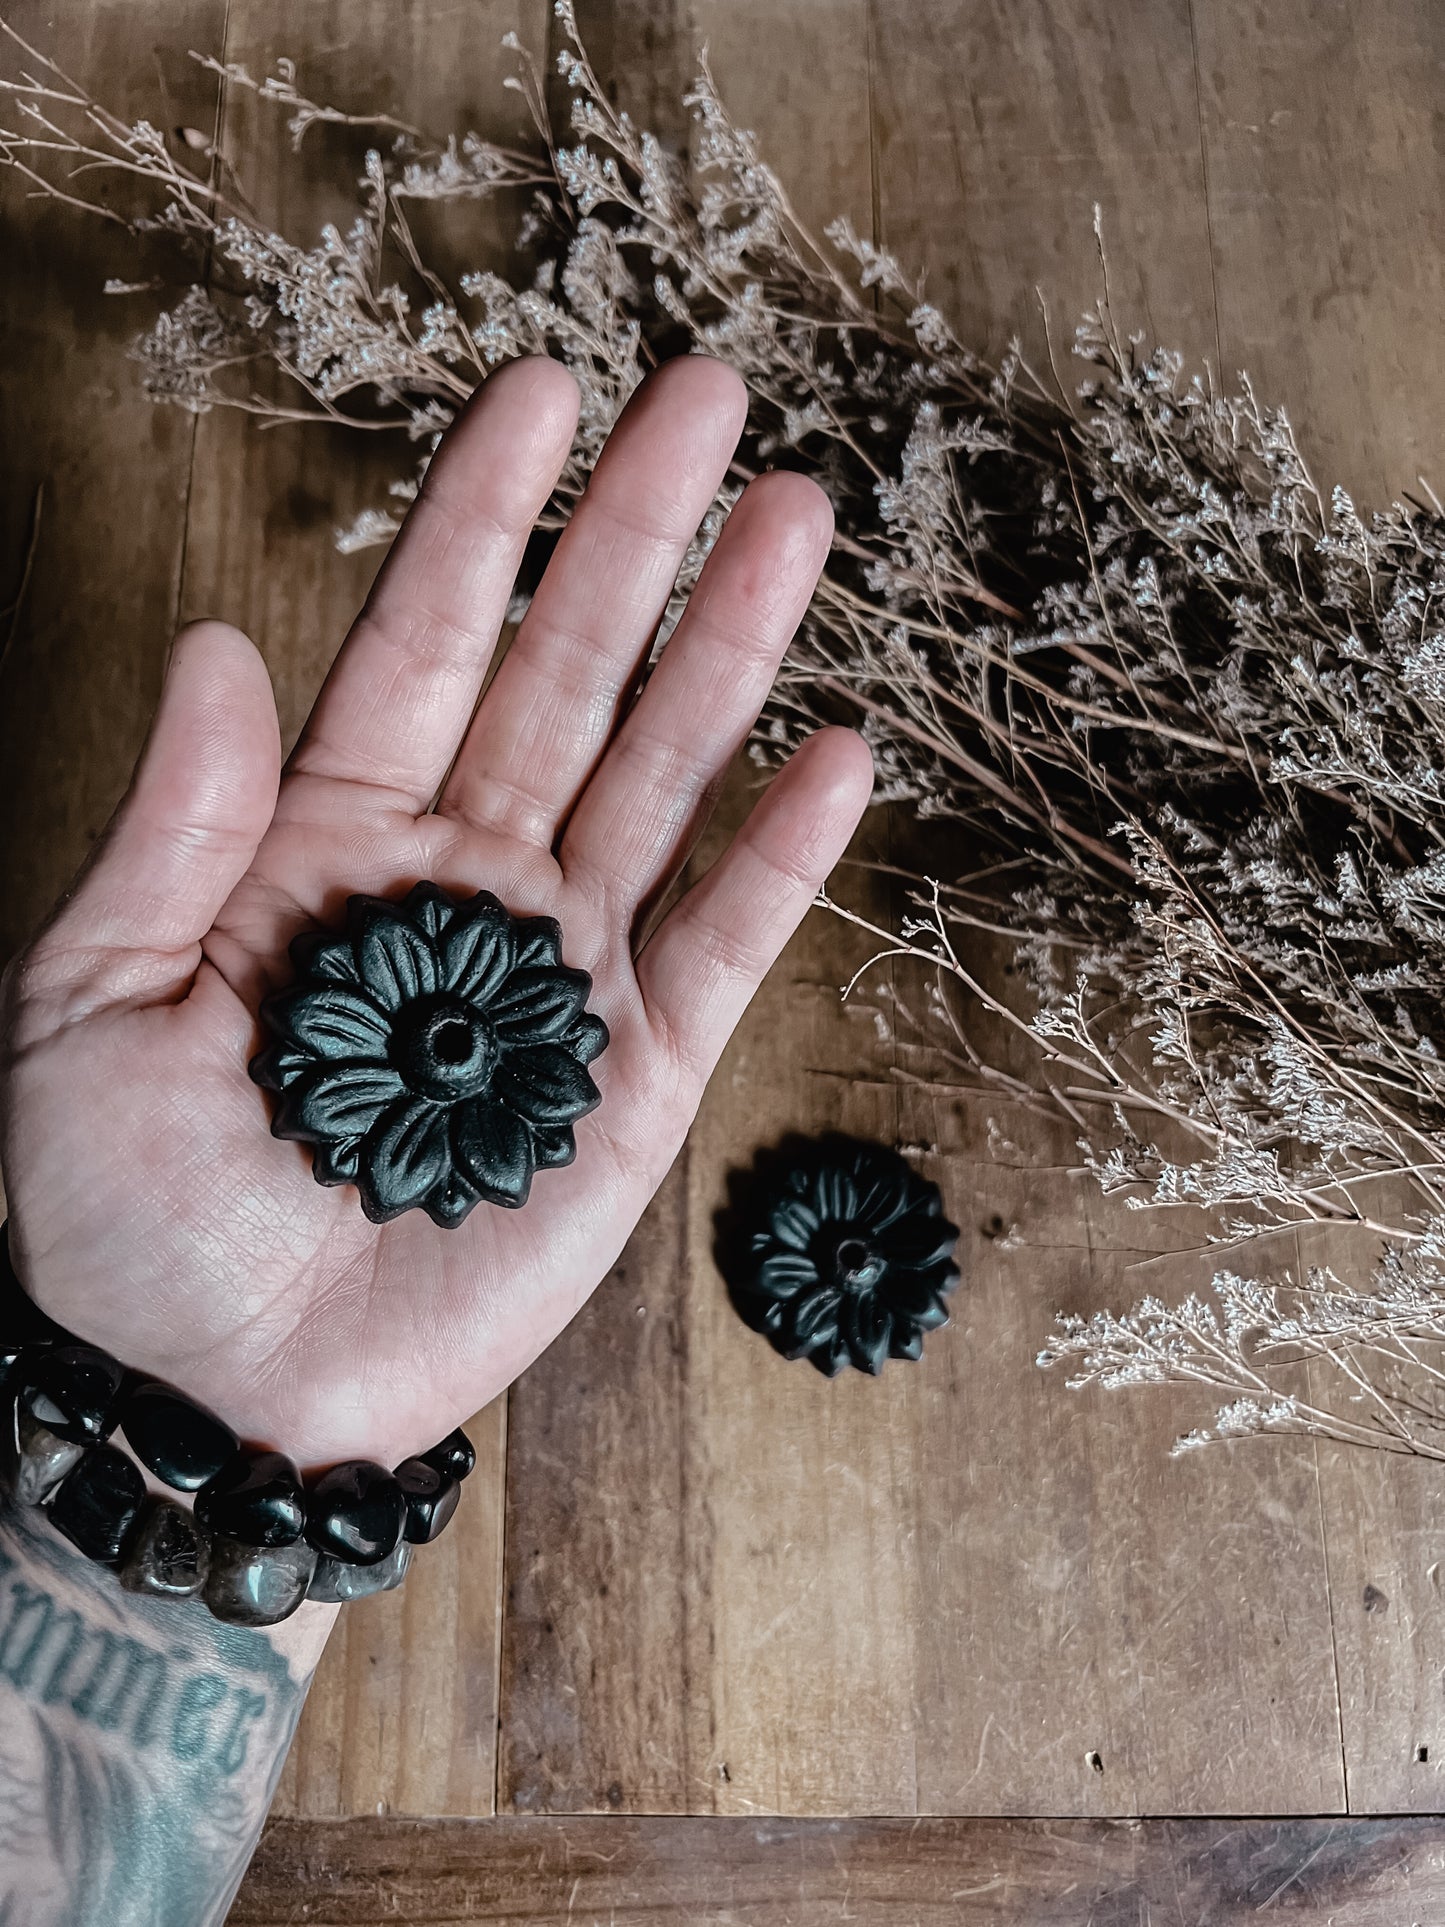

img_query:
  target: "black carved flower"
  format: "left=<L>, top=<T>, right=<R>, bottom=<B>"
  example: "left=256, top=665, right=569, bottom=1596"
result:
left=729, top=1138, right=960, bottom=1375
left=250, top=883, right=608, bottom=1227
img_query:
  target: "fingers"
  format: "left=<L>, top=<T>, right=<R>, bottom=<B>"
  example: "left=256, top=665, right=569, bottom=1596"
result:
left=285, top=356, right=580, bottom=809
left=437, top=355, right=748, bottom=843
left=28, top=620, right=280, bottom=1007
left=560, top=469, right=834, bottom=921
left=636, top=726, right=874, bottom=1081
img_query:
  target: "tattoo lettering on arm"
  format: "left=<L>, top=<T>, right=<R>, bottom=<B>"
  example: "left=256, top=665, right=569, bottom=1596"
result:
left=0, top=1499, right=315, bottom=1927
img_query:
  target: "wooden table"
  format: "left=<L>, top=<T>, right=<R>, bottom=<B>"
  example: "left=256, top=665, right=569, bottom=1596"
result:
left=4, top=1, right=1445, bottom=1918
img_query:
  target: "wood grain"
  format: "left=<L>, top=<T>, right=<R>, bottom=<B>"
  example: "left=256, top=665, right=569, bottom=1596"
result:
left=498, top=0, right=896, bottom=1817
left=232, top=1812, right=1445, bottom=1924
left=1188, top=0, right=1445, bottom=1812
left=1192, top=0, right=1445, bottom=504
left=174, top=0, right=555, bottom=1819
left=1286, top=1214, right=1445, bottom=1818
left=865, top=0, right=1221, bottom=389
left=0, top=0, right=224, bottom=957
left=177, top=0, right=548, bottom=749
left=867, top=0, right=1343, bottom=1817
left=1312, top=1388, right=1445, bottom=1817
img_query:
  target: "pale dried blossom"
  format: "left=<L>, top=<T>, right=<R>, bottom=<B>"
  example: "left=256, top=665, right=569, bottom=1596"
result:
left=7, top=8, right=1445, bottom=1460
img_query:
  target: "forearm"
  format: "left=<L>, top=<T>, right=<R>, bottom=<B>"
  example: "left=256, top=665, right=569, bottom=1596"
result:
left=0, top=1492, right=334, bottom=1925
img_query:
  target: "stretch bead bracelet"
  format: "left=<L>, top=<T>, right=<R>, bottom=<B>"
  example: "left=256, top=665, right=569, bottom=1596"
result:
left=0, top=1228, right=474, bottom=1626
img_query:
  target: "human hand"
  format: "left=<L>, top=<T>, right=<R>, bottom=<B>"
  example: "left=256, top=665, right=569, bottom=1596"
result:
left=0, top=355, right=872, bottom=1467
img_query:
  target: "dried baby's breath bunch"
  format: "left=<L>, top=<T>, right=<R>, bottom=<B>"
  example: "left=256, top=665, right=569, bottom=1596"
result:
left=7, top=5, right=1445, bottom=1458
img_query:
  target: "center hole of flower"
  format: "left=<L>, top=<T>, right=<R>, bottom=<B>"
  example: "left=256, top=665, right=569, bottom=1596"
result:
left=393, top=997, right=497, bottom=1102
left=431, top=1016, right=474, bottom=1066
left=833, top=1236, right=886, bottom=1291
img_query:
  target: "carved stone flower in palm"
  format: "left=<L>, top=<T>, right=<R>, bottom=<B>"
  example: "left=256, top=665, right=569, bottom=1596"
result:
left=734, top=1139, right=960, bottom=1375
left=251, top=884, right=608, bottom=1227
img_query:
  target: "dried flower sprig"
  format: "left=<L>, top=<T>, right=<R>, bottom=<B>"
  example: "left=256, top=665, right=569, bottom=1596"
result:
left=8, top=5, right=1445, bottom=1457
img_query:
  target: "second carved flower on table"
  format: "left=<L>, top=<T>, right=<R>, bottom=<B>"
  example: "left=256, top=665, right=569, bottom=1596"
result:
left=731, top=1138, right=962, bottom=1376
left=251, top=883, right=608, bottom=1227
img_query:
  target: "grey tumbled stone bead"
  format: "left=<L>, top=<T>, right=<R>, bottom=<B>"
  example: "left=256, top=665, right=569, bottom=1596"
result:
left=13, top=1407, right=87, bottom=1505
left=306, top=1539, right=412, bottom=1604
left=120, top=1499, right=210, bottom=1599
left=203, top=1535, right=316, bottom=1627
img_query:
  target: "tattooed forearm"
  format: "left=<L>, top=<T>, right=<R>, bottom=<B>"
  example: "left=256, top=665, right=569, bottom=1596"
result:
left=0, top=1499, right=334, bottom=1927
left=0, top=1543, right=271, bottom=1774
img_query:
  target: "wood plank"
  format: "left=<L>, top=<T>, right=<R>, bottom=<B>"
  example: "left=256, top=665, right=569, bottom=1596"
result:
left=1188, top=0, right=1445, bottom=1810
left=1316, top=1438, right=1445, bottom=1815
left=231, top=1812, right=1445, bottom=1924
left=1192, top=0, right=1445, bottom=506
left=177, top=0, right=548, bottom=748
left=1285, top=1211, right=1445, bottom=1818
left=498, top=0, right=891, bottom=1817
left=839, top=0, right=1341, bottom=1815
left=178, top=0, right=550, bottom=1818
left=501, top=0, right=1345, bottom=1818
left=0, top=0, right=224, bottom=958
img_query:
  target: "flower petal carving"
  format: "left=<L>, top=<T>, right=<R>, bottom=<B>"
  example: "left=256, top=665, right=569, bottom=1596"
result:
left=296, top=1065, right=407, bottom=1137
left=452, top=1101, right=533, bottom=1207
left=512, top=916, right=564, bottom=971
left=561, top=1013, right=609, bottom=1065
left=489, top=967, right=590, bottom=1043
left=267, top=986, right=391, bottom=1058
left=362, top=1099, right=451, bottom=1220
left=352, top=900, right=440, bottom=1009
left=529, top=1125, right=579, bottom=1170
left=493, top=1044, right=600, bottom=1127
left=441, top=892, right=515, bottom=1004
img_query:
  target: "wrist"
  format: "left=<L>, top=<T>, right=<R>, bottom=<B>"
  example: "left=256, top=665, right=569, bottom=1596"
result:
left=2, top=1224, right=475, bottom=1629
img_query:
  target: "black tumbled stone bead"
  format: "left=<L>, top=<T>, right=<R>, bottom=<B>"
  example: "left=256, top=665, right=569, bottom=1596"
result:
left=121, top=1380, right=240, bottom=1492
left=120, top=1500, right=210, bottom=1599
left=195, top=1449, right=305, bottom=1548
left=305, top=1461, right=406, bottom=1566
left=49, top=1446, right=145, bottom=1565
left=10, top=1406, right=86, bottom=1505
left=19, top=1346, right=124, bottom=1445
left=204, top=1536, right=316, bottom=1627
left=307, top=1540, right=411, bottom=1604
left=394, top=1457, right=461, bottom=1545
left=420, top=1428, right=475, bottom=1482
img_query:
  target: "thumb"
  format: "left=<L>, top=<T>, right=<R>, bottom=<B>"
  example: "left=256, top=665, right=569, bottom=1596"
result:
left=31, top=620, right=281, bottom=1008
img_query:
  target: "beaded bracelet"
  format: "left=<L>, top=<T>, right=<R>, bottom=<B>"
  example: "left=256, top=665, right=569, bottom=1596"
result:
left=0, top=1228, right=474, bottom=1627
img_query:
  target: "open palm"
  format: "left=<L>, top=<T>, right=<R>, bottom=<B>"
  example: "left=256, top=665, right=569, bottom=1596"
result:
left=0, top=355, right=872, bottom=1469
